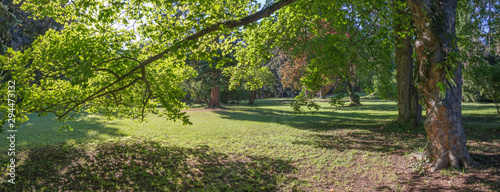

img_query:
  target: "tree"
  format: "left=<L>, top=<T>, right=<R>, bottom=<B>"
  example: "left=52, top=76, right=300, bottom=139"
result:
left=277, top=51, right=335, bottom=99
left=1, top=1, right=62, bottom=129
left=225, top=66, right=275, bottom=105
left=393, top=0, right=422, bottom=127
left=238, top=0, right=476, bottom=171
left=184, top=37, right=238, bottom=108
left=1, top=0, right=477, bottom=171
left=1, top=0, right=297, bottom=127
left=407, top=0, right=477, bottom=171
left=273, top=8, right=383, bottom=106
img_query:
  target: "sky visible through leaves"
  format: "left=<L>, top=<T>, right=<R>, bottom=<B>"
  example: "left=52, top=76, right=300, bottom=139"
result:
left=112, top=0, right=268, bottom=42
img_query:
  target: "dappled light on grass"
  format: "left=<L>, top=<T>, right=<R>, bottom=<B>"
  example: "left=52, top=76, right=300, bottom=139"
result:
left=0, top=137, right=297, bottom=191
left=0, top=113, right=128, bottom=151
left=0, top=97, right=498, bottom=191
left=292, top=130, right=424, bottom=155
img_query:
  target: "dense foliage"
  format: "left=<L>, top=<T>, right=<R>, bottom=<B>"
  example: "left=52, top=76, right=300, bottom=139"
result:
left=458, top=0, right=500, bottom=116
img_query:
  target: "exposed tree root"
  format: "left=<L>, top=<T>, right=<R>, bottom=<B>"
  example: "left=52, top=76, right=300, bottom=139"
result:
left=423, top=143, right=479, bottom=173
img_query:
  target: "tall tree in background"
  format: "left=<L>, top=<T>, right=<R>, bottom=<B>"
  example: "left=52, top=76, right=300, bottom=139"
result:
left=208, top=36, right=223, bottom=109
left=274, top=7, right=382, bottom=106
left=185, top=37, right=237, bottom=108
left=393, top=0, right=422, bottom=127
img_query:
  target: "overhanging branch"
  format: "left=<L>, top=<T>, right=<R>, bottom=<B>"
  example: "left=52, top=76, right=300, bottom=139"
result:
left=55, top=0, right=299, bottom=119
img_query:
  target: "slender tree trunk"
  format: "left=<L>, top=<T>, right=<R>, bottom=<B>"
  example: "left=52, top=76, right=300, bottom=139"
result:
left=208, top=69, right=221, bottom=108
left=494, top=100, right=500, bottom=118
left=345, top=78, right=360, bottom=105
left=208, top=85, right=220, bottom=108
left=408, top=0, right=477, bottom=172
left=410, top=88, right=422, bottom=125
left=395, top=3, right=422, bottom=127
left=320, top=90, right=326, bottom=99
left=248, top=90, right=256, bottom=105
left=208, top=35, right=222, bottom=108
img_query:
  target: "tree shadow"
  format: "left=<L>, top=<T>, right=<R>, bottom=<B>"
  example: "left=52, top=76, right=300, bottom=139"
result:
left=215, top=107, right=396, bottom=132
left=0, top=138, right=298, bottom=191
left=462, top=114, right=500, bottom=143
left=214, top=104, right=428, bottom=157
left=462, top=102, right=499, bottom=111
left=463, top=115, right=499, bottom=123
left=0, top=113, right=128, bottom=151
left=291, top=131, right=425, bottom=156
left=389, top=152, right=500, bottom=192
left=328, top=102, right=398, bottom=112
left=464, top=153, right=500, bottom=190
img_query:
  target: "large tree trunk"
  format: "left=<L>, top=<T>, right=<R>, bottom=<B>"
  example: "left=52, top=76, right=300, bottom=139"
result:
left=408, top=0, right=477, bottom=172
left=395, top=3, right=422, bottom=127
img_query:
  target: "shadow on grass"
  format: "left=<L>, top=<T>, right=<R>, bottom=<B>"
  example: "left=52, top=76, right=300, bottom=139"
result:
left=463, top=115, right=500, bottom=125
left=0, top=137, right=297, bottom=191
left=465, top=153, right=500, bottom=190
left=391, top=152, right=500, bottom=192
left=215, top=107, right=396, bottom=131
left=0, top=113, right=128, bottom=151
left=291, top=131, right=424, bottom=155
left=223, top=98, right=295, bottom=107
left=462, top=102, right=499, bottom=111
left=215, top=102, right=428, bottom=156
left=328, top=102, right=398, bottom=112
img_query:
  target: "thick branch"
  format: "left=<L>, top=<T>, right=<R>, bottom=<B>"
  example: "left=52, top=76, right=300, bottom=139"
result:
left=93, top=56, right=141, bottom=68
left=57, top=77, right=142, bottom=118
left=56, top=0, right=298, bottom=118
left=95, top=68, right=120, bottom=79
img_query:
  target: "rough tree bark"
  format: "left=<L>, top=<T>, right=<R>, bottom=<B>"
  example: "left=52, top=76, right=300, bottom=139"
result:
left=208, top=70, right=221, bottom=108
left=407, top=0, right=477, bottom=171
left=209, top=84, right=220, bottom=108
left=394, top=3, right=422, bottom=127
left=208, top=35, right=222, bottom=109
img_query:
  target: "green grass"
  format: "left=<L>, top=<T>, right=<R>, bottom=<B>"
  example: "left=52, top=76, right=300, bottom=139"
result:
left=1, top=95, right=498, bottom=191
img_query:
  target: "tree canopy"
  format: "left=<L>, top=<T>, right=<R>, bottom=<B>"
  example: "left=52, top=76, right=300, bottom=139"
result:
left=1, top=0, right=296, bottom=126
left=0, top=0, right=486, bottom=171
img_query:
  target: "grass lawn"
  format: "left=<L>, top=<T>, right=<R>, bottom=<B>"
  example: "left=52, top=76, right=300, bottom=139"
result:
left=1, top=94, right=499, bottom=191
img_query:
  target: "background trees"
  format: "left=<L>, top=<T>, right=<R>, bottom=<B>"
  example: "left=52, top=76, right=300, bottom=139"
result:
left=1, top=0, right=495, bottom=172
left=1, top=0, right=296, bottom=126
left=458, top=0, right=500, bottom=117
